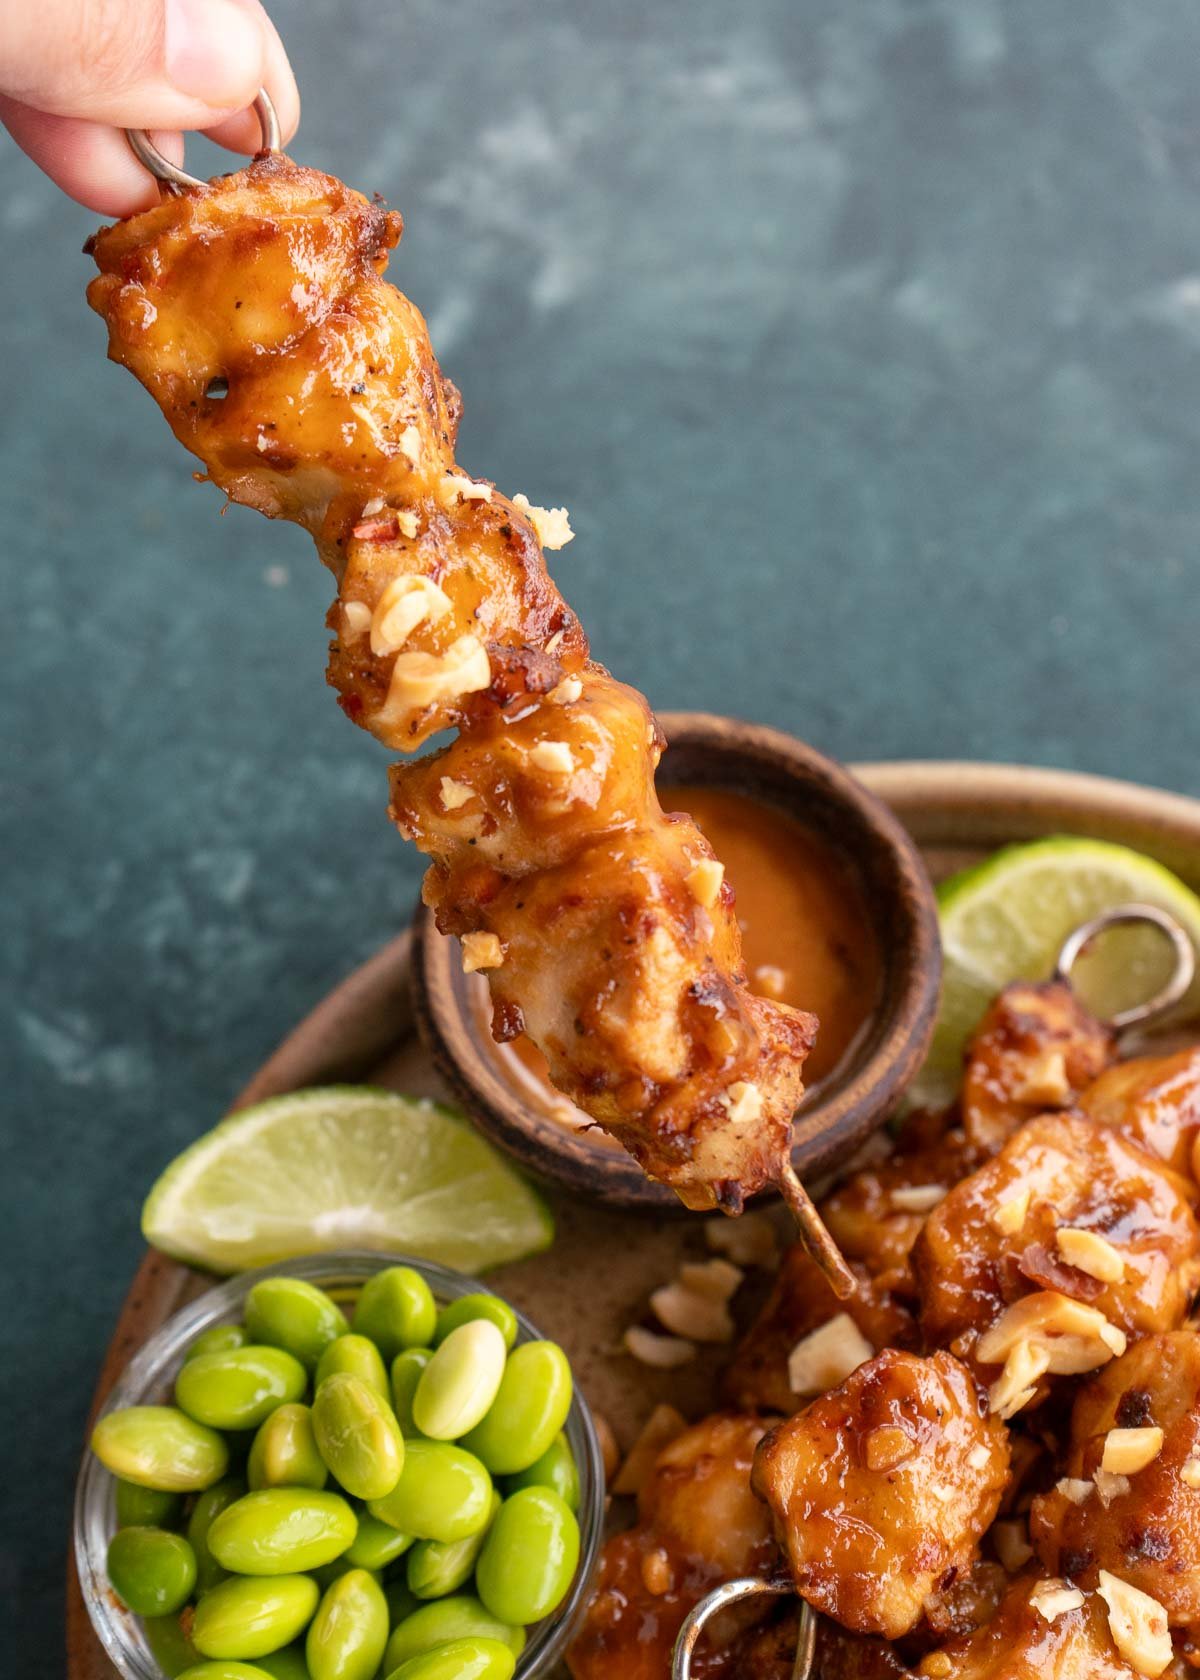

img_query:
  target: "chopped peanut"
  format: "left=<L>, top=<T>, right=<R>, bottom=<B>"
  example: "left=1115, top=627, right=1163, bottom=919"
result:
left=622, top=1325, right=695, bottom=1370
left=649, top=1280, right=734, bottom=1344
left=529, top=740, right=575, bottom=775
left=720, top=1082, right=763, bottom=1127
left=1056, top=1477, right=1094, bottom=1504
left=678, top=1259, right=744, bottom=1302
left=370, top=575, right=451, bottom=657
left=377, top=633, right=491, bottom=726
left=611, top=1403, right=688, bottom=1497
left=1101, top=1427, right=1164, bottom=1475
left=919, top=1657, right=954, bottom=1679
left=977, top=1291, right=1127, bottom=1415
left=512, top=492, right=574, bottom=550
left=396, top=510, right=419, bottom=539
left=1094, top=1469, right=1132, bottom=1507
left=992, top=1518, right=1034, bottom=1572
left=686, top=859, right=725, bottom=910
left=889, top=1184, right=946, bottom=1214
left=1029, top=1579, right=1085, bottom=1622
left=437, top=472, right=492, bottom=507
left=1057, top=1226, right=1126, bottom=1284
left=1181, top=1457, right=1200, bottom=1490
left=990, top=1187, right=1032, bottom=1236
left=865, top=1425, right=916, bottom=1472
left=1096, top=1571, right=1172, bottom=1677
left=704, top=1211, right=779, bottom=1269
left=439, top=776, right=474, bottom=811
left=1010, top=1047, right=1071, bottom=1106
left=341, top=599, right=372, bottom=638
left=549, top=675, right=583, bottom=705
left=461, top=931, right=504, bottom=973
left=640, top=1547, right=673, bottom=1596
left=397, top=424, right=422, bottom=466
left=787, top=1313, right=874, bottom=1397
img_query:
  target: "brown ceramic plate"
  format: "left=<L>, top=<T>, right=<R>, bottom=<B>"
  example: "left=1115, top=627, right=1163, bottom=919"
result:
left=67, top=760, right=1200, bottom=1680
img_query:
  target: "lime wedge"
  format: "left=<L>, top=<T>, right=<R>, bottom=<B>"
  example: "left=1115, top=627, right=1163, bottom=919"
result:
left=909, top=837, right=1200, bottom=1112
left=142, top=1088, right=554, bottom=1275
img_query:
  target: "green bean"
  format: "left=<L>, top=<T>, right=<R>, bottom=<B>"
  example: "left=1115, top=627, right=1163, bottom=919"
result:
left=311, top=1372, right=405, bottom=1501
left=344, top=1512, right=413, bottom=1571
left=406, top=1490, right=499, bottom=1600
left=475, top=1487, right=579, bottom=1625
left=177, top=1666, right=276, bottom=1680
left=502, top=1431, right=579, bottom=1512
left=188, top=1476, right=248, bottom=1596
left=306, top=1567, right=389, bottom=1680
left=176, top=1347, right=308, bottom=1431
left=245, top=1279, right=349, bottom=1370
left=412, top=1321, right=507, bottom=1441
left=144, top=1611, right=201, bottom=1678
left=351, top=1267, right=436, bottom=1361
left=367, top=1440, right=493, bottom=1544
left=247, top=1647, right=311, bottom=1680
left=115, top=1478, right=183, bottom=1529
left=433, top=1295, right=518, bottom=1351
left=186, top=1325, right=250, bottom=1362
left=107, top=1526, right=197, bottom=1616
left=315, top=1335, right=389, bottom=1403
left=383, top=1597, right=524, bottom=1673
left=248, top=1404, right=328, bottom=1492
left=192, top=1574, right=321, bottom=1660
left=208, top=1488, right=357, bottom=1575
left=92, top=1406, right=230, bottom=1492
left=383, top=1636, right=516, bottom=1680
left=390, top=1350, right=433, bottom=1437
left=460, top=1342, right=572, bottom=1474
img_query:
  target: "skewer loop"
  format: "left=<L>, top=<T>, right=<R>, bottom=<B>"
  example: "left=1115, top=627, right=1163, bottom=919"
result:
left=125, top=89, right=280, bottom=192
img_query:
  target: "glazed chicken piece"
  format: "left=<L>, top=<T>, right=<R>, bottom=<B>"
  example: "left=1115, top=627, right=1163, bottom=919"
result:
left=86, top=155, right=846, bottom=1261
left=566, top=1413, right=776, bottom=1680
left=1079, top=1047, right=1200, bottom=1182
left=960, top=980, right=1115, bottom=1155
left=916, top=1572, right=1160, bottom=1679
left=1029, top=1332, right=1200, bottom=1628
left=751, top=1348, right=1010, bottom=1640
left=723, top=1242, right=916, bottom=1416
left=913, top=1115, right=1200, bottom=1415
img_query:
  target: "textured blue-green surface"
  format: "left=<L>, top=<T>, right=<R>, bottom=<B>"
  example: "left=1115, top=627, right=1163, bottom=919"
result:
left=5, top=0, right=1200, bottom=1659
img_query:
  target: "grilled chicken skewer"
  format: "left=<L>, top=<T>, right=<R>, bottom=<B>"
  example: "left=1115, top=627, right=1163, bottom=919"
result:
left=86, top=153, right=853, bottom=1295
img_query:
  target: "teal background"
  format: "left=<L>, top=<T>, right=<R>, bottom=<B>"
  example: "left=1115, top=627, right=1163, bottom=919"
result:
left=4, top=0, right=1200, bottom=1659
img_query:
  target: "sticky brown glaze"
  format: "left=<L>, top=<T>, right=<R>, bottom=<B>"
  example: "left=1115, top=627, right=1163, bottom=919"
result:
left=565, top=1413, right=776, bottom=1680
left=1029, top=1333, right=1200, bottom=1625
left=752, top=1349, right=1010, bottom=1640
left=961, top=981, right=1115, bottom=1155
left=914, top=1115, right=1200, bottom=1364
left=723, top=1243, right=917, bottom=1417
left=85, top=156, right=817, bottom=1213
left=1079, top=1047, right=1200, bottom=1184
left=916, top=1573, right=1144, bottom=1679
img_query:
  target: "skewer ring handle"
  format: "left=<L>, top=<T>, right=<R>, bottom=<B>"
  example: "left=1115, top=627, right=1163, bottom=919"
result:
left=1054, top=901, right=1195, bottom=1030
left=672, top=1576, right=815, bottom=1680
left=125, top=88, right=280, bottom=191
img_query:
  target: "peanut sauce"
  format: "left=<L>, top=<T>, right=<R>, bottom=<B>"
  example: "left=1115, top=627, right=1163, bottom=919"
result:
left=471, top=784, right=883, bottom=1136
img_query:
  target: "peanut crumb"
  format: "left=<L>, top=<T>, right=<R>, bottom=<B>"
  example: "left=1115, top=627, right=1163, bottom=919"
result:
left=397, top=510, right=419, bottom=539
left=788, top=1314, right=873, bottom=1397
left=512, top=492, right=574, bottom=550
left=342, top=600, right=372, bottom=638
left=439, top=777, right=474, bottom=811
left=1056, top=1477, right=1094, bottom=1505
left=641, top=1547, right=674, bottom=1596
left=686, top=859, right=725, bottom=910
left=705, top=1212, right=779, bottom=1269
left=720, top=1081, right=763, bottom=1127
left=649, top=1280, right=734, bottom=1344
left=438, top=473, right=493, bottom=507
left=1057, top=1226, right=1126, bottom=1283
left=991, top=1188, right=1032, bottom=1236
left=967, top=1443, right=992, bottom=1472
left=865, top=1425, right=915, bottom=1472
left=550, top=676, right=583, bottom=705
left=1030, top=1580, right=1085, bottom=1622
left=889, top=1184, right=946, bottom=1214
left=622, top=1325, right=695, bottom=1370
left=612, top=1403, right=688, bottom=1497
left=992, top=1518, right=1033, bottom=1572
left=678, top=1259, right=744, bottom=1302
left=1094, top=1468, right=1132, bottom=1507
left=919, top=1657, right=954, bottom=1679
left=461, top=932, right=504, bottom=973
left=398, top=424, right=422, bottom=467
left=529, top=740, right=576, bottom=775
left=1097, top=1571, right=1172, bottom=1677
left=1101, top=1427, right=1164, bottom=1476
left=753, top=964, right=787, bottom=999
left=1180, top=1457, right=1200, bottom=1490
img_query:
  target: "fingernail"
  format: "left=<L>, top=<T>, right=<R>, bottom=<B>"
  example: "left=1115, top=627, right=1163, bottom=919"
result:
left=165, top=0, right=265, bottom=106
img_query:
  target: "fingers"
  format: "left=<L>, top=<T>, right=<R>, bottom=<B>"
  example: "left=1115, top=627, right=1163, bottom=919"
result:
left=0, top=0, right=298, bottom=217
left=0, top=98, right=186, bottom=214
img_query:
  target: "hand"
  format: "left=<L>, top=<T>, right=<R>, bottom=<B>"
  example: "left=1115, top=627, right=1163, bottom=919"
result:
left=0, top=0, right=299, bottom=216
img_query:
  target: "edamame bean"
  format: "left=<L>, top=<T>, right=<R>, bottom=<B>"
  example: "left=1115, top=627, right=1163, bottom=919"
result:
left=92, top=1406, right=230, bottom=1492
left=176, top=1347, right=308, bottom=1432
left=433, top=1295, right=518, bottom=1351
left=306, top=1566, right=389, bottom=1680
left=390, top=1350, right=433, bottom=1437
left=367, top=1440, right=493, bottom=1544
left=107, top=1527, right=197, bottom=1616
left=188, top=1476, right=247, bottom=1595
left=311, top=1372, right=405, bottom=1501
left=475, top=1487, right=579, bottom=1625
left=186, top=1325, right=250, bottom=1362
left=344, top=1512, right=413, bottom=1571
left=406, top=1491, right=499, bottom=1600
left=208, top=1488, right=357, bottom=1575
left=248, top=1404, right=328, bottom=1492
left=351, top=1268, right=436, bottom=1361
left=246, top=1279, right=349, bottom=1369
left=192, top=1574, right=321, bottom=1660
left=383, top=1597, right=524, bottom=1673
left=177, top=1666, right=275, bottom=1680
left=316, top=1334, right=389, bottom=1403
left=412, top=1321, right=507, bottom=1441
left=460, top=1342, right=572, bottom=1475
left=502, top=1432, right=579, bottom=1512
left=144, top=1612, right=201, bottom=1678
left=384, top=1636, right=516, bottom=1680
left=246, top=1646, right=310, bottom=1680
left=115, top=1478, right=183, bottom=1529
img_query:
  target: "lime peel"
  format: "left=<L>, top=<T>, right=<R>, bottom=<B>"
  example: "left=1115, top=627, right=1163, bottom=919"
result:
left=142, top=1087, right=554, bottom=1275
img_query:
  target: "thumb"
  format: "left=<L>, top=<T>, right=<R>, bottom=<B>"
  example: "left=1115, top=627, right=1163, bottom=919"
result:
left=0, top=0, right=269, bottom=129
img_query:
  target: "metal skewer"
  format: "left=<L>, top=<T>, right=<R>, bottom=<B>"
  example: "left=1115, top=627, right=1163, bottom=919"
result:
left=673, top=1578, right=815, bottom=1680
left=1053, top=901, right=1195, bottom=1029
left=126, top=89, right=280, bottom=192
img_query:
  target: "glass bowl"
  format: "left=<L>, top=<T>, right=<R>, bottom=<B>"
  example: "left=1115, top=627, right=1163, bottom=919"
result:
left=75, top=1251, right=605, bottom=1679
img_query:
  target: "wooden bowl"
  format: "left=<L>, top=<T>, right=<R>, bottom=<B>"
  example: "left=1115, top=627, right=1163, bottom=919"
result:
left=412, top=712, right=942, bottom=1209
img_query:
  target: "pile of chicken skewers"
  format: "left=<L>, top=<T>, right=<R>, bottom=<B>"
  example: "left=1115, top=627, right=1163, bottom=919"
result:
left=568, top=981, right=1200, bottom=1680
